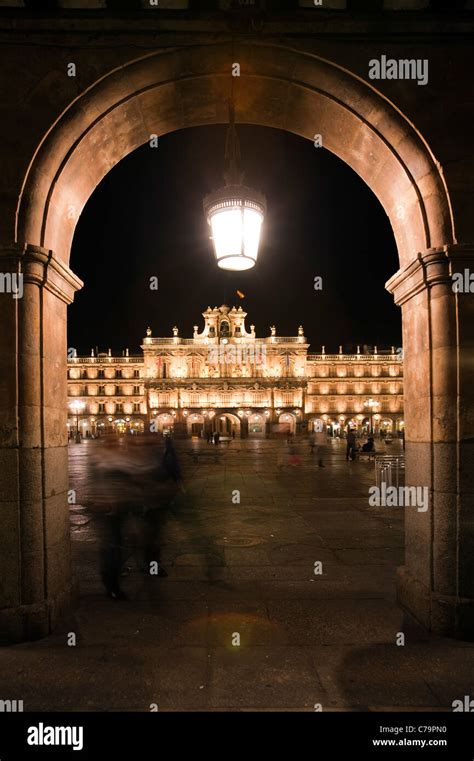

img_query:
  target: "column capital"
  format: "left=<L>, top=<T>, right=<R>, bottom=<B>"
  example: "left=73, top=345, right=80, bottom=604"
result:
left=386, top=244, right=474, bottom=306
left=0, top=244, right=83, bottom=304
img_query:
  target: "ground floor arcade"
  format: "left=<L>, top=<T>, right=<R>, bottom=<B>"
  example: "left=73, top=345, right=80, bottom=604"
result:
left=68, top=410, right=405, bottom=440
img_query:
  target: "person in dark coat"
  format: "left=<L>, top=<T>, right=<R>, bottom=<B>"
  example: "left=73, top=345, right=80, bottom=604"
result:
left=361, top=435, right=375, bottom=452
left=346, top=428, right=357, bottom=461
left=162, top=435, right=182, bottom=482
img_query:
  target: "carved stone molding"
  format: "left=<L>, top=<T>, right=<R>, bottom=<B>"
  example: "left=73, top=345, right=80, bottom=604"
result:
left=386, top=244, right=474, bottom=307
left=0, top=244, right=83, bottom=305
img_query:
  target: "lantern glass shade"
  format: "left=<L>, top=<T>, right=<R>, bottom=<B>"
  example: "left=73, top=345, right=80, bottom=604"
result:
left=204, top=187, right=266, bottom=271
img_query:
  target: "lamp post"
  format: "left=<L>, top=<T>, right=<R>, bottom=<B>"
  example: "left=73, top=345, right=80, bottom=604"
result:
left=363, top=398, right=380, bottom=435
left=69, top=400, right=85, bottom=443
left=203, top=101, right=266, bottom=271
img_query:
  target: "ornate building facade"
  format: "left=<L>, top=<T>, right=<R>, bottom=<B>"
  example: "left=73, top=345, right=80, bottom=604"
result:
left=67, top=304, right=404, bottom=439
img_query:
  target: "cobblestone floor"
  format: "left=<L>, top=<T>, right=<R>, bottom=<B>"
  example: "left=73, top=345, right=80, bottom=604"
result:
left=1, top=436, right=473, bottom=712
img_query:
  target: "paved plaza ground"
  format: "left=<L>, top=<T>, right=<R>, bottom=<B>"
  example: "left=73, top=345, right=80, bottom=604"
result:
left=1, top=436, right=473, bottom=712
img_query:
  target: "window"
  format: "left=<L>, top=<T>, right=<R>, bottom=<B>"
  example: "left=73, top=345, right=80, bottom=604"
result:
left=133, top=403, right=140, bottom=413
left=134, top=369, right=140, bottom=378
left=99, top=403, right=105, bottom=413
left=133, top=385, right=140, bottom=394
left=98, top=369, right=105, bottom=379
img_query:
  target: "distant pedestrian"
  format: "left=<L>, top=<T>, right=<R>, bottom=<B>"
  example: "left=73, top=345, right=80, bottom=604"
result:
left=162, top=436, right=181, bottom=482
left=314, top=427, right=328, bottom=468
left=346, top=428, right=357, bottom=461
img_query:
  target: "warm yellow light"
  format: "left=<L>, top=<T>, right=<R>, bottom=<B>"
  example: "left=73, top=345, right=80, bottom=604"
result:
left=208, top=206, right=264, bottom=271
left=69, top=400, right=85, bottom=414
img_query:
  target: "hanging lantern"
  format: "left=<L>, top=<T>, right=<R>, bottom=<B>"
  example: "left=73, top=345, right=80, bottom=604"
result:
left=204, top=102, right=266, bottom=271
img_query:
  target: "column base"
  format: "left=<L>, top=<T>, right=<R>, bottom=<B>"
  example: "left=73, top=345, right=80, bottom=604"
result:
left=0, top=582, right=79, bottom=645
left=397, top=566, right=474, bottom=641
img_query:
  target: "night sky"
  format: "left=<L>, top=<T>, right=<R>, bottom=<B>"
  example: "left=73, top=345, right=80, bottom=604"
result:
left=68, top=125, right=401, bottom=356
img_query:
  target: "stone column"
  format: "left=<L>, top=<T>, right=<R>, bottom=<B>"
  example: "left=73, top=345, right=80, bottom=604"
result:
left=0, top=245, right=82, bottom=643
left=387, top=244, right=474, bottom=639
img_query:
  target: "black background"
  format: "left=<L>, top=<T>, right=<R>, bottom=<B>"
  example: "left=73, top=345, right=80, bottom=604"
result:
left=69, top=125, right=401, bottom=355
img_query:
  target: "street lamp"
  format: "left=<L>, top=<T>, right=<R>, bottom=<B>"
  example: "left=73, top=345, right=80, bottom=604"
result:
left=363, top=398, right=380, bottom=435
left=69, top=400, right=85, bottom=443
left=203, top=102, right=266, bottom=271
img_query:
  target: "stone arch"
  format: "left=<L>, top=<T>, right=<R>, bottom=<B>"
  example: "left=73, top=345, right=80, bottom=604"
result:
left=186, top=412, right=205, bottom=437
left=3, top=41, right=473, bottom=642
left=248, top=412, right=265, bottom=437
left=215, top=411, right=241, bottom=437
left=279, top=412, right=296, bottom=435
left=380, top=417, right=394, bottom=434
left=17, top=42, right=454, bottom=267
left=154, top=412, right=175, bottom=433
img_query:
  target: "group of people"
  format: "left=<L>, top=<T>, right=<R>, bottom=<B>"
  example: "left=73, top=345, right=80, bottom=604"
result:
left=308, top=427, right=375, bottom=466
left=91, top=433, right=183, bottom=600
left=345, top=429, right=375, bottom=461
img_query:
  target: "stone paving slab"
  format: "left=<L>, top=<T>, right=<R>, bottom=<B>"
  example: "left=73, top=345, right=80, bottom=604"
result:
left=266, top=599, right=405, bottom=646
left=208, top=646, right=324, bottom=710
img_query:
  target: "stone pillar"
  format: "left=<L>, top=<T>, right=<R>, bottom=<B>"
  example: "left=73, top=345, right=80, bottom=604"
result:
left=387, top=245, right=474, bottom=639
left=0, top=245, right=82, bottom=643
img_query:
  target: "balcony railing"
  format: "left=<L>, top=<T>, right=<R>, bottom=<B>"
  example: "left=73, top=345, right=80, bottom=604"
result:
left=307, top=354, right=401, bottom=361
left=68, top=357, right=143, bottom=364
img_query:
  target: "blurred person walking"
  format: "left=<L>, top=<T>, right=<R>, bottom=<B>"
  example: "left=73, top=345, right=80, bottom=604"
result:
left=346, top=428, right=357, bottom=461
left=314, top=426, right=328, bottom=468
